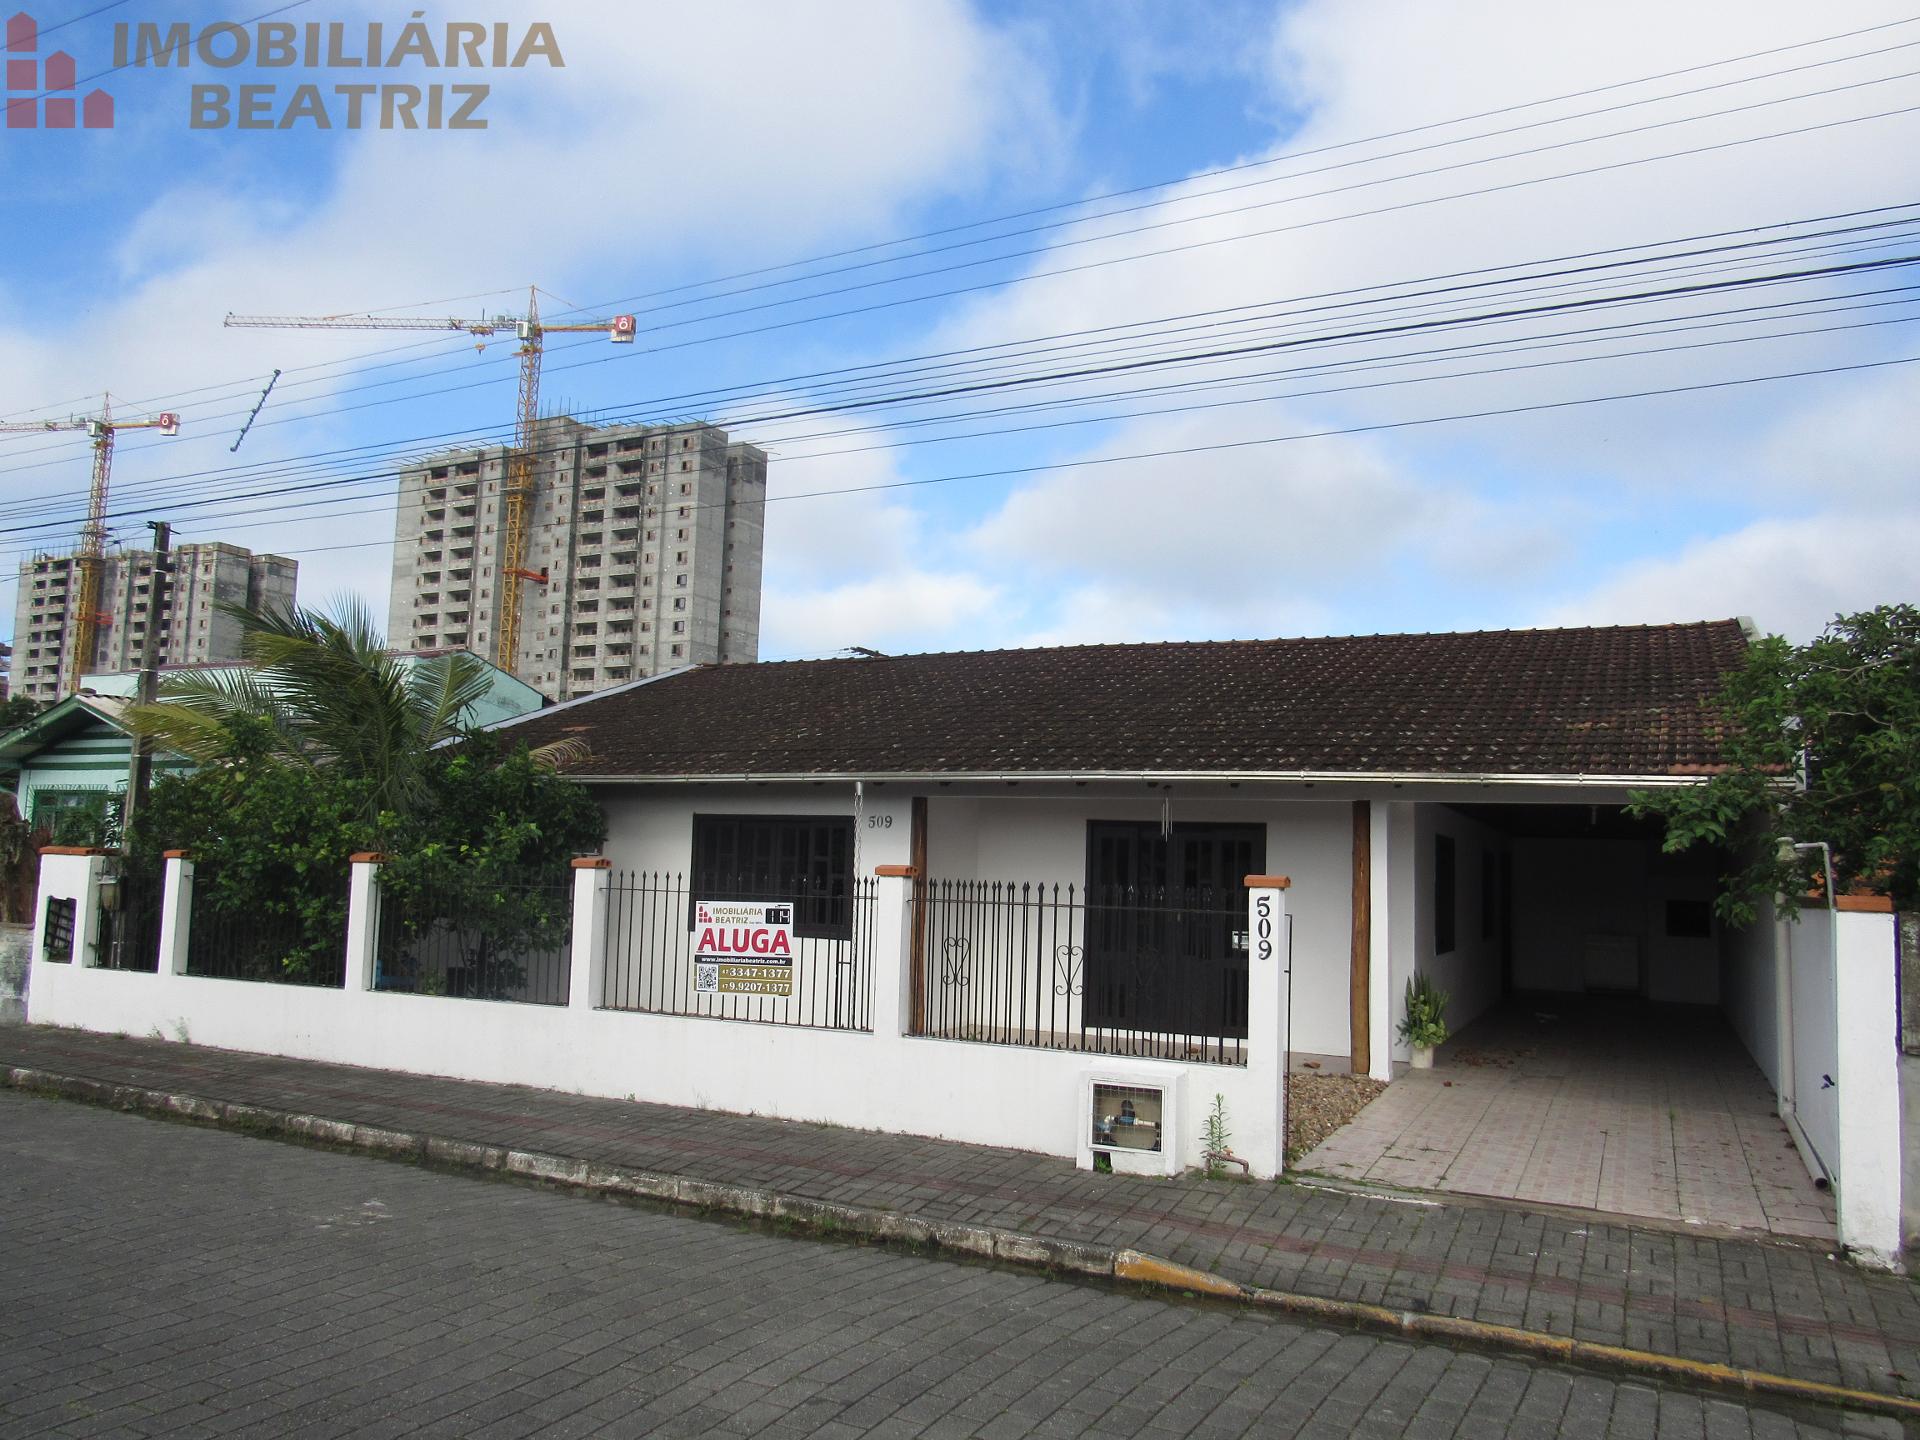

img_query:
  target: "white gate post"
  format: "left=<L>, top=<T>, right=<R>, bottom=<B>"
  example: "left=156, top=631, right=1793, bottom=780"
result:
left=872, top=865, right=916, bottom=1038
left=345, top=853, right=383, bottom=991
left=1834, top=896, right=1901, bottom=1268
left=1245, top=874, right=1291, bottom=1179
left=156, top=849, right=194, bottom=977
left=568, top=857, right=611, bottom=1012
left=32, top=847, right=106, bottom=972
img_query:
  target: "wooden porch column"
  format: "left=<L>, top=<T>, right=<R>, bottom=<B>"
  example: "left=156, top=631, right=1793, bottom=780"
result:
left=1350, top=800, right=1371, bottom=1074
left=908, top=796, right=928, bottom=1035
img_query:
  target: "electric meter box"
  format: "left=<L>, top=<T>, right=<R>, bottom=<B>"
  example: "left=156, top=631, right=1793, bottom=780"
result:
left=1078, top=1069, right=1184, bottom=1177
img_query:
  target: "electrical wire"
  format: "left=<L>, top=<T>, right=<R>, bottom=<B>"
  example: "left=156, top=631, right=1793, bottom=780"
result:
left=7, top=26, right=1920, bottom=441
left=5, top=264, right=1915, bottom=551
left=5, top=198, right=1914, bottom=507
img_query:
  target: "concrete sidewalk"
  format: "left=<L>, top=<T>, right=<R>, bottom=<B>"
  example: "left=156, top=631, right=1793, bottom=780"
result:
left=5, top=1024, right=1919, bottom=1409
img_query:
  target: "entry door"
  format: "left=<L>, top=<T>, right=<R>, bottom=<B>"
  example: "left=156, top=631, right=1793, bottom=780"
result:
left=1084, top=822, right=1264, bottom=1039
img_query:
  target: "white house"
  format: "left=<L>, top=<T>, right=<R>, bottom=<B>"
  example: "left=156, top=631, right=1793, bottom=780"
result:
left=491, top=619, right=1758, bottom=1083
left=27, top=618, right=1905, bottom=1261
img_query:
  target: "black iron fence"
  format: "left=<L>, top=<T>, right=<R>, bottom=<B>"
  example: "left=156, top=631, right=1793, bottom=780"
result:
left=185, top=863, right=348, bottom=988
left=95, top=858, right=161, bottom=972
left=601, top=871, right=874, bottom=1031
left=912, top=880, right=1257, bottom=1065
left=375, top=868, right=573, bottom=1006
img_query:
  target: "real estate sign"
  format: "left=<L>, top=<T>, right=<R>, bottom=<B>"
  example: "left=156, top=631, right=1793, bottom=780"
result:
left=693, top=901, right=795, bottom=998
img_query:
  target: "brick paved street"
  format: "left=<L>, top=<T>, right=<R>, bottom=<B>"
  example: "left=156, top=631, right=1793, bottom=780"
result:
left=1, top=1093, right=1901, bottom=1439
left=5, top=1027, right=1918, bottom=1406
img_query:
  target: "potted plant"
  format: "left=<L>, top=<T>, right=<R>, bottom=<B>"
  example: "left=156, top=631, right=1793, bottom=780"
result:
left=1398, top=973, right=1450, bottom=1069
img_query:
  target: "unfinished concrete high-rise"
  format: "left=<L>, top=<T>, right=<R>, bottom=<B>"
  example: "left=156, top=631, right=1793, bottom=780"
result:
left=386, top=417, right=767, bottom=702
left=10, top=542, right=299, bottom=705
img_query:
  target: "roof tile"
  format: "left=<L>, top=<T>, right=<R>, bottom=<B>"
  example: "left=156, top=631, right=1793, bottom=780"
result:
left=501, top=621, right=1749, bottom=779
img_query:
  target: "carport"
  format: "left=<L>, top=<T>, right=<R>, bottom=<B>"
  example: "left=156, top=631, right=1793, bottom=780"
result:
left=1311, top=801, right=1837, bottom=1241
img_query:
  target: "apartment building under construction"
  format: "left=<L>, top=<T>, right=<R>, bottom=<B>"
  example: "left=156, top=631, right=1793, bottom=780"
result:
left=10, top=542, right=299, bottom=705
left=386, top=417, right=767, bottom=701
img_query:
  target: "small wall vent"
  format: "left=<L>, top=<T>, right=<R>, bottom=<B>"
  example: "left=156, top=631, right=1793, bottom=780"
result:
left=1078, top=1070, right=1183, bottom=1176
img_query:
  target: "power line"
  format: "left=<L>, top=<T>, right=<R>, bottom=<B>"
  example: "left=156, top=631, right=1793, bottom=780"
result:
left=4, top=268, right=1908, bottom=562
left=111, top=297, right=1920, bottom=548
left=8, top=277, right=1916, bottom=556
left=13, top=10, right=1916, bottom=428
left=98, top=352, right=1920, bottom=566
left=195, top=91, right=1920, bottom=452
left=7, top=198, right=1915, bottom=510
left=9, top=31, right=1920, bottom=448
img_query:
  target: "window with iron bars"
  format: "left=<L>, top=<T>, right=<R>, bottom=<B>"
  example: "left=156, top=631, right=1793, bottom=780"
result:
left=691, top=814, right=854, bottom=941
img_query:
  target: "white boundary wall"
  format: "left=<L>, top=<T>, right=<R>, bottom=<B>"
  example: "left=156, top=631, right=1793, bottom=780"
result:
left=25, top=852, right=1293, bottom=1178
left=1831, top=905, right=1902, bottom=1267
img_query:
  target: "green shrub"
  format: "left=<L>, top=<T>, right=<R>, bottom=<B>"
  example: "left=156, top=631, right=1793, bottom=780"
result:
left=1397, top=973, right=1450, bottom=1050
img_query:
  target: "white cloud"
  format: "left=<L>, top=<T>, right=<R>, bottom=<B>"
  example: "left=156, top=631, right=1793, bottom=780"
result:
left=761, top=572, right=1004, bottom=659
left=1538, top=511, right=1920, bottom=640
left=0, top=0, right=1070, bottom=636
left=847, top=0, right=1920, bottom=649
left=1757, top=364, right=1920, bottom=506
left=12, top=0, right=1918, bottom=661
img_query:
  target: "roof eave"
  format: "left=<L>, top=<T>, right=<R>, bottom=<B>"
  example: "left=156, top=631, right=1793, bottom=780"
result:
left=555, top=766, right=1732, bottom=789
left=0, top=694, right=132, bottom=760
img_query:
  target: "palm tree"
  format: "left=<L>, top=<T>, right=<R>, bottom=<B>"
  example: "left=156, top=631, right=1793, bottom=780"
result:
left=123, top=598, right=572, bottom=820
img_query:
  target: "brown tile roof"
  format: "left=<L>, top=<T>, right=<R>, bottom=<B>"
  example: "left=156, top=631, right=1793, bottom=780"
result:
left=501, top=621, right=1748, bottom=780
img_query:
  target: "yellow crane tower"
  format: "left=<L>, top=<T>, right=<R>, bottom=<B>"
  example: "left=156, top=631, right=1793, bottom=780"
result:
left=224, top=289, right=636, bottom=670
left=0, top=399, right=180, bottom=694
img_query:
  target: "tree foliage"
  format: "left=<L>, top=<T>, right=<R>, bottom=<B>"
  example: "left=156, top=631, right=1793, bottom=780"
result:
left=125, top=726, right=606, bottom=985
left=0, top=693, right=43, bottom=736
left=126, top=722, right=374, bottom=981
left=375, top=735, right=604, bottom=997
left=119, top=601, right=606, bottom=985
left=1629, top=604, right=1920, bottom=924
left=122, top=598, right=579, bottom=822
left=0, top=793, right=41, bottom=924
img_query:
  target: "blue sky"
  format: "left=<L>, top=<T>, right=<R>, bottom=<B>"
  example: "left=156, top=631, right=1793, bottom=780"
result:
left=2, top=0, right=1918, bottom=664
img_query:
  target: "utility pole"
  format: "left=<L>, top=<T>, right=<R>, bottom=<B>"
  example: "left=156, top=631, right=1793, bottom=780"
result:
left=121, top=520, right=171, bottom=841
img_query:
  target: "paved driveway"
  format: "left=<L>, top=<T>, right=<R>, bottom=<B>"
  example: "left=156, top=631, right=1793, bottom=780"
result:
left=1297, top=1001, right=1836, bottom=1241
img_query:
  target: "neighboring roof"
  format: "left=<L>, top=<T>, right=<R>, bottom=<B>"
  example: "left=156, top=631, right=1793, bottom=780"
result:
left=0, top=693, right=132, bottom=766
left=80, top=649, right=548, bottom=722
left=79, top=647, right=530, bottom=686
left=492, top=621, right=1749, bottom=781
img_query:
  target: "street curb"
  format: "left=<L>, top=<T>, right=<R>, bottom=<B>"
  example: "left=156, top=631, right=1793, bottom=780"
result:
left=1287, top=1172, right=1836, bottom=1254
left=8, top=1064, right=1917, bottom=1422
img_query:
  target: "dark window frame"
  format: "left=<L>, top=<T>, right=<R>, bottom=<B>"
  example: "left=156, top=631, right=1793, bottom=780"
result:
left=690, top=813, right=855, bottom=941
left=1664, top=898, right=1713, bottom=939
left=42, top=896, right=75, bottom=963
left=1434, top=833, right=1456, bottom=955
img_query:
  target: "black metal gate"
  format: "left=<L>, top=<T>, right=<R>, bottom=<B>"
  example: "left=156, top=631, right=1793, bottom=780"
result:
left=96, top=858, right=161, bottom=972
left=1083, top=822, right=1263, bottom=1040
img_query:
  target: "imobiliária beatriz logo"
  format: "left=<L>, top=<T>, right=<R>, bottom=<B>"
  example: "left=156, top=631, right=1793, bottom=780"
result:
left=5, top=12, right=561, bottom=134
left=5, top=11, right=112, bottom=129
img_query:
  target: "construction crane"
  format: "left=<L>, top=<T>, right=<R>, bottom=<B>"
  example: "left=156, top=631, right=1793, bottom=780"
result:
left=224, top=288, right=636, bottom=670
left=0, top=398, right=180, bottom=694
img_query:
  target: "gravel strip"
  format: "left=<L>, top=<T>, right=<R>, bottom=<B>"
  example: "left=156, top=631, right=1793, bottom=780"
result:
left=1288, top=1072, right=1387, bottom=1159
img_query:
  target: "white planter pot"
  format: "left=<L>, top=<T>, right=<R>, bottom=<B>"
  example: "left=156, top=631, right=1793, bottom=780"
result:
left=1409, top=1046, right=1435, bottom=1071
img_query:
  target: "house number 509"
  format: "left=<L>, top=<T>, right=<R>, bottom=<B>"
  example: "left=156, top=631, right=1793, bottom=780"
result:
left=866, top=814, right=893, bottom=829
left=1253, top=894, right=1274, bottom=962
